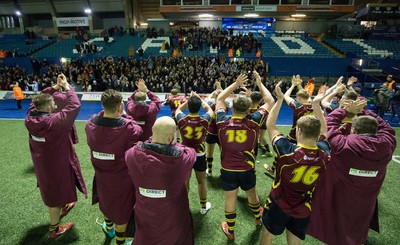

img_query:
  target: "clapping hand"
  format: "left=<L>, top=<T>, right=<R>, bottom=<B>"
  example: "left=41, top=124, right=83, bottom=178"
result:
left=57, top=73, right=70, bottom=90
left=137, top=79, right=148, bottom=93
left=235, top=73, right=248, bottom=88
left=343, top=98, right=366, bottom=115
left=334, top=84, right=346, bottom=94
left=347, top=76, right=357, bottom=87
left=313, top=85, right=327, bottom=104
left=291, top=75, right=302, bottom=87
left=253, top=70, right=262, bottom=85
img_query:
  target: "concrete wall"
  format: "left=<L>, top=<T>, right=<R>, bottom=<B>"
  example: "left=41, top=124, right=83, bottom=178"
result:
left=199, top=20, right=222, bottom=28
left=103, top=17, right=126, bottom=29
left=147, top=19, right=170, bottom=33
left=275, top=20, right=351, bottom=34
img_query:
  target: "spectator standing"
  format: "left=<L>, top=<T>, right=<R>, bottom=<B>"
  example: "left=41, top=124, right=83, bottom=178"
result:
left=373, top=81, right=393, bottom=118
left=12, top=81, right=25, bottom=109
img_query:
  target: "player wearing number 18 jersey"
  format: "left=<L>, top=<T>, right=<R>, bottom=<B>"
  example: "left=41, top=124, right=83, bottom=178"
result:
left=176, top=93, right=213, bottom=214
left=217, top=72, right=275, bottom=241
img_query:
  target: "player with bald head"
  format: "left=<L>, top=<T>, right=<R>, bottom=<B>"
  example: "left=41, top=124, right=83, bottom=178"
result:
left=125, top=116, right=197, bottom=245
left=151, top=116, right=177, bottom=143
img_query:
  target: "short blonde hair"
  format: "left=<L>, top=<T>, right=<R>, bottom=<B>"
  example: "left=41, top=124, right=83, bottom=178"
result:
left=297, top=115, right=321, bottom=140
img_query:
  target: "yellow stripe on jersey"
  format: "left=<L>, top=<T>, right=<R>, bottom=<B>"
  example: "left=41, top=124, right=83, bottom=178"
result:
left=297, top=143, right=318, bottom=150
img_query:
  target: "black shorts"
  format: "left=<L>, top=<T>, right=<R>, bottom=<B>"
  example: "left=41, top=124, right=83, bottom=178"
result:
left=193, top=155, right=207, bottom=172
left=261, top=199, right=310, bottom=240
left=220, top=169, right=256, bottom=191
left=206, top=134, right=220, bottom=145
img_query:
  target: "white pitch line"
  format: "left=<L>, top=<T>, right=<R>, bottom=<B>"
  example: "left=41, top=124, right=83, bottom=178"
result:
left=392, top=155, right=400, bottom=164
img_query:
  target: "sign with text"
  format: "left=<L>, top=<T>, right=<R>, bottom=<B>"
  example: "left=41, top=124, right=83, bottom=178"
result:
left=56, top=17, right=89, bottom=27
left=236, top=5, right=277, bottom=12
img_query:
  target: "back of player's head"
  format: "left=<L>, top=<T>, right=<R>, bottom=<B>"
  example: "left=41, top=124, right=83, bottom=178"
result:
left=101, top=89, right=122, bottom=112
left=342, top=91, right=358, bottom=101
left=32, top=93, right=54, bottom=111
left=296, top=115, right=321, bottom=140
left=296, top=89, right=309, bottom=100
left=250, top=91, right=262, bottom=103
left=152, top=116, right=176, bottom=144
left=171, top=89, right=178, bottom=95
left=352, top=116, right=378, bottom=135
left=188, top=96, right=201, bottom=114
left=134, top=91, right=147, bottom=102
left=233, top=95, right=252, bottom=113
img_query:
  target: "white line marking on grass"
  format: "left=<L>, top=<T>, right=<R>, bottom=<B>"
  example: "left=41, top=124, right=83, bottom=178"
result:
left=392, top=155, right=400, bottom=164
left=0, top=118, right=89, bottom=122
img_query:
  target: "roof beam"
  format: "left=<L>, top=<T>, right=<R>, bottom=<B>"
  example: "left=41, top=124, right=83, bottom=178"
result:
left=12, top=0, right=21, bottom=13
left=46, top=0, right=58, bottom=17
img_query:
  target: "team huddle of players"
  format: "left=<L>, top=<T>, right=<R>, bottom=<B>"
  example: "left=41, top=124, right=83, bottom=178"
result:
left=25, top=72, right=396, bottom=245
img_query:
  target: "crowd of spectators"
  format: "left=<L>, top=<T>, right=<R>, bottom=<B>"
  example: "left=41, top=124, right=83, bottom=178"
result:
left=169, top=27, right=261, bottom=54
left=1, top=56, right=275, bottom=94
left=75, top=27, right=89, bottom=42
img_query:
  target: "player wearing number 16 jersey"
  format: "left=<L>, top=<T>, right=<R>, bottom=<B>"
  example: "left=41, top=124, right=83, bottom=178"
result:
left=176, top=92, right=213, bottom=214
left=260, top=82, right=330, bottom=245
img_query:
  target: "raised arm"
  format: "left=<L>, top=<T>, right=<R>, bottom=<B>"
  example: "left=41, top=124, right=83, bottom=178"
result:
left=216, top=73, right=248, bottom=110
left=346, top=76, right=357, bottom=93
left=283, top=75, right=300, bottom=105
left=326, top=76, right=343, bottom=95
left=296, top=75, right=304, bottom=91
left=206, top=80, right=221, bottom=101
left=194, top=92, right=214, bottom=118
left=312, top=86, right=328, bottom=138
left=52, top=74, right=80, bottom=130
left=267, top=81, right=284, bottom=142
left=321, top=84, right=346, bottom=109
left=253, top=70, right=274, bottom=111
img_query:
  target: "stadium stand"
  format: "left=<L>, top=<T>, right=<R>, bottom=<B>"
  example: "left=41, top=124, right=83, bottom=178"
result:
left=0, top=34, right=54, bottom=57
left=325, top=39, right=400, bottom=59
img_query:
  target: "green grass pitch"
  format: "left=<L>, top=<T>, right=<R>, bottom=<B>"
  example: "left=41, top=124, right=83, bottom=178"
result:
left=0, top=120, right=399, bottom=245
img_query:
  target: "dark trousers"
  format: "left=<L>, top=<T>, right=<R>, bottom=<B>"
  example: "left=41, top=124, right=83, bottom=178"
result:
left=17, top=100, right=22, bottom=109
left=374, top=106, right=386, bottom=119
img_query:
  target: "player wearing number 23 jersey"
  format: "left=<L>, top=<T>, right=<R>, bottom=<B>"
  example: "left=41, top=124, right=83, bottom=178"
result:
left=176, top=112, right=211, bottom=155
left=216, top=108, right=268, bottom=171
